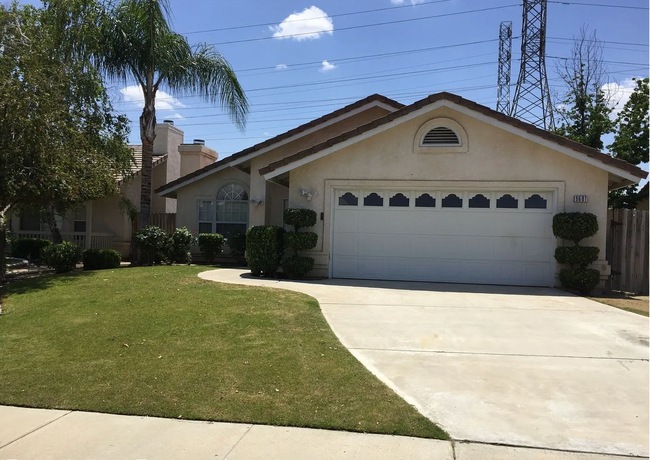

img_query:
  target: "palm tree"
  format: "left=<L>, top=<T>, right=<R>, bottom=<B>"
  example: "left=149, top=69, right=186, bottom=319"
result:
left=98, top=0, right=248, bottom=227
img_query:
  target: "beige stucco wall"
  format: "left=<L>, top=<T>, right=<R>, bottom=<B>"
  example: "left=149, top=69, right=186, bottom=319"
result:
left=288, top=106, right=610, bottom=280
left=175, top=167, right=251, bottom=234
left=248, top=106, right=393, bottom=226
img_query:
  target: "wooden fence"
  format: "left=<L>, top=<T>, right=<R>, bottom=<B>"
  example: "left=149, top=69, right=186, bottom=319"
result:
left=606, top=208, right=649, bottom=294
left=133, top=213, right=176, bottom=234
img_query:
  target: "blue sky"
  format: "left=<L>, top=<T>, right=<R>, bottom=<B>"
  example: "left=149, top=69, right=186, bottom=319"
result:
left=40, top=1, right=650, bottom=172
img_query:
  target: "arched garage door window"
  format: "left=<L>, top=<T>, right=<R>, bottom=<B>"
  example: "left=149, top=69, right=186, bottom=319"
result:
left=216, top=183, right=249, bottom=237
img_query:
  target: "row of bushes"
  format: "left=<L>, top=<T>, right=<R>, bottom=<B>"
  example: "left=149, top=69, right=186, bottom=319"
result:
left=132, top=226, right=247, bottom=266
left=246, top=208, right=318, bottom=279
left=10, top=238, right=122, bottom=273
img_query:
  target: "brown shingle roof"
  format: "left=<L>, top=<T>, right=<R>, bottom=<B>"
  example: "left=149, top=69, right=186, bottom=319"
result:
left=155, top=94, right=404, bottom=194
left=118, top=145, right=167, bottom=184
left=259, top=92, right=647, bottom=180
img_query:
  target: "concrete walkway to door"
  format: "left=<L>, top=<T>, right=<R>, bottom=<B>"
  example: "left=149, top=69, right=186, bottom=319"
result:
left=199, top=269, right=649, bottom=458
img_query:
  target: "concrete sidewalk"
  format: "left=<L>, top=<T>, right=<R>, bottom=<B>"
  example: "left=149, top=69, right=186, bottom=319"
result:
left=0, top=406, right=639, bottom=460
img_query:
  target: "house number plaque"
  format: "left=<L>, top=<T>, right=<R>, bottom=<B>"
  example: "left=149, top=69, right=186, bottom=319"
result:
left=573, top=195, right=588, bottom=203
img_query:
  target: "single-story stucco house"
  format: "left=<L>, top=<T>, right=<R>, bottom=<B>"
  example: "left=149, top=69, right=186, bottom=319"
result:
left=156, top=92, right=646, bottom=287
left=9, top=121, right=215, bottom=257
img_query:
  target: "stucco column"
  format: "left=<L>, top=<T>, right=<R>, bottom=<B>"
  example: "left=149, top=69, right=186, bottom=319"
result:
left=85, top=201, right=93, bottom=249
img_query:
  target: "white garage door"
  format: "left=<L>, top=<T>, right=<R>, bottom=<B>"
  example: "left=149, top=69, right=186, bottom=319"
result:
left=331, top=189, right=555, bottom=286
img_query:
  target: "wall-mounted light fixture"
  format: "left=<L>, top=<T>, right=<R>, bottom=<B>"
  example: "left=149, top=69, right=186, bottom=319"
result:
left=300, top=189, right=316, bottom=201
left=251, top=199, right=263, bottom=206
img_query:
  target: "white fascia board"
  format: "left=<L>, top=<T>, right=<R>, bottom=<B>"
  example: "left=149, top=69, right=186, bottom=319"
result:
left=263, top=99, right=643, bottom=183
left=157, top=100, right=399, bottom=197
left=263, top=101, right=448, bottom=180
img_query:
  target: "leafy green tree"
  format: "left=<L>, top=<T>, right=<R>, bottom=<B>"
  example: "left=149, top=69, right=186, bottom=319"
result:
left=554, top=29, right=612, bottom=149
left=607, top=78, right=649, bottom=208
left=85, top=0, right=248, bottom=228
left=0, top=2, right=133, bottom=279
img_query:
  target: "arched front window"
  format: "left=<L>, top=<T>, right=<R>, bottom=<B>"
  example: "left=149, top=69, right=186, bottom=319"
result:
left=217, top=183, right=249, bottom=237
left=198, top=183, right=249, bottom=237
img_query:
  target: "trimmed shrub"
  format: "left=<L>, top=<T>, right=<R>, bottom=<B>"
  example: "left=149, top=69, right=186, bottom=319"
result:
left=133, top=225, right=169, bottom=265
left=198, top=233, right=225, bottom=264
left=282, top=208, right=318, bottom=279
left=558, top=268, right=600, bottom=295
left=10, top=238, right=51, bottom=261
left=41, top=241, right=82, bottom=273
left=83, top=249, right=121, bottom=270
left=246, top=226, right=285, bottom=277
left=166, top=227, right=195, bottom=264
left=227, top=231, right=247, bottom=265
left=284, top=232, right=318, bottom=252
left=281, top=256, right=314, bottom=279
left=552, top=212, right=598, bottom=244
left=284, top=208, right=317, bottom=231
left=554, top=246, right=599, bottom=268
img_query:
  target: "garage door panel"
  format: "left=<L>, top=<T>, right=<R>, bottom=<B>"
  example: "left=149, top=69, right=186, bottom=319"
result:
left=522, top=214, right=554, bottom=238
left=359, top=234, right=388, bottom=257
left=333, top=234, right=359, bottom=256
left=358, top=211, right=385, bottom=232
left=493, top=238, right=523, bottom=261
left=332, top=188, right=555, bottom=287
left=333, top=210, right=359, bottom=233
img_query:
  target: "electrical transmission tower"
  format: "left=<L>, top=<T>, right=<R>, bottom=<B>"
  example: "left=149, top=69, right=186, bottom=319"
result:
left=511, top=0, right=554, bottom=130
left=496, top=21, right=513, bottom=114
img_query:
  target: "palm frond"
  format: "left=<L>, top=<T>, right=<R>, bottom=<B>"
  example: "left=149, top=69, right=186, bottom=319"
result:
left=164, top=43, right=249, bottom=129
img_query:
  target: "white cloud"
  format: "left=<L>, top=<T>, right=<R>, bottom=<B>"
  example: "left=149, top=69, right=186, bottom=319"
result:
left=390, top=0, right=425, bottom=4
left=275, top=64, right=287, bottom=70
left=270, top=6, right=333, bottom=41
left=165, top=112, right=184, bottom=120
left=319, top=60, right=336, bottom=72
left=602, top=78, right=638, bottom=116
left=119, top=85, right=186, bottom=111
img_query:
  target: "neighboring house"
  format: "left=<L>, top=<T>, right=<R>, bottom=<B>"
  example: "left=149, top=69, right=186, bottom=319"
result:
left=10, top=121, right=216, bottom=257
left=156, top=92, right=646, bottom=287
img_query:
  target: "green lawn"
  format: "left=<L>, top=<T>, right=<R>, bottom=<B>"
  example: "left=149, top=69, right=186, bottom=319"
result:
left=0, top=266, right=447, bottom=439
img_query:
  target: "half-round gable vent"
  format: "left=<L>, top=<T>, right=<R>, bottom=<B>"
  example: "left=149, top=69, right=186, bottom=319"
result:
left=422, top=127, right=460, bottom=146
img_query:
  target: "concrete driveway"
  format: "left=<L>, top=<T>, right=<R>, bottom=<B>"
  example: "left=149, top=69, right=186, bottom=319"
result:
left=199, top=269, right=649, bottom=457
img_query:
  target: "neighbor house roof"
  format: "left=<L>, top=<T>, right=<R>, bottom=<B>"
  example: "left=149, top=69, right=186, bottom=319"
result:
left=155, top=94, right=404, bottom=195
left=118, top=145, right=167, bottom=184
left=259, top=92, right=647, bottom=182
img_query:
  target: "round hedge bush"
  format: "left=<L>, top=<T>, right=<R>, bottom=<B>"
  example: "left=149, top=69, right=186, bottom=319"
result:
left=198, top=233, right=225, bottom=264
left=552, top=212, right=598, bottom=244
left=227, top=232, right=247, bottom=265
left=83, top=249, right=121, bottom=270
left=558, top=268, right=600, bottom=295
left=281, top=256, right=315, bottom=279
left=41, top=241, right=82, bottom=273
left=284, top=231, right=318, bottom=252
left=284, top=208, right=317, bottom=230
left=554, top=246, right=599, bottom=268
left=246, top=226, right=285, bottom=277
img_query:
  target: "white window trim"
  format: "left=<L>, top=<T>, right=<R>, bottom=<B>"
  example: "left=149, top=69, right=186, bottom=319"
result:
left=414, top=117, right=468, bottom=154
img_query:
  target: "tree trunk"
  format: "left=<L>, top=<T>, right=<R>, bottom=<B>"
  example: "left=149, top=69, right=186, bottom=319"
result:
left=139, top=93, right=156, bottom=229
left=0, top=210, right=8, bottom=282
left=44, top=207, right=63, bottom=244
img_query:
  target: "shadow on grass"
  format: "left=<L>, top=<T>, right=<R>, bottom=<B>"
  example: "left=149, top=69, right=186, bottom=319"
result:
left=0, top=269, right=95, bottom=298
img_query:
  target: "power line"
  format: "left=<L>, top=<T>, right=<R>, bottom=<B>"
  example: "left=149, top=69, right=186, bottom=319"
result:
left=208, top=5, right=521, bottom=46
left=181, top=0, right=456, bottom=35
left=548, top=0, right=649, bottom=10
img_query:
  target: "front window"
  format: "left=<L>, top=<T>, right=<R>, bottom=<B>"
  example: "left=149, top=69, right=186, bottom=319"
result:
left=198, top=183, right=249, bottom=237
left=73, top=205, right=87, bottom=232
left=216, top=183, right=249, bottom=237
